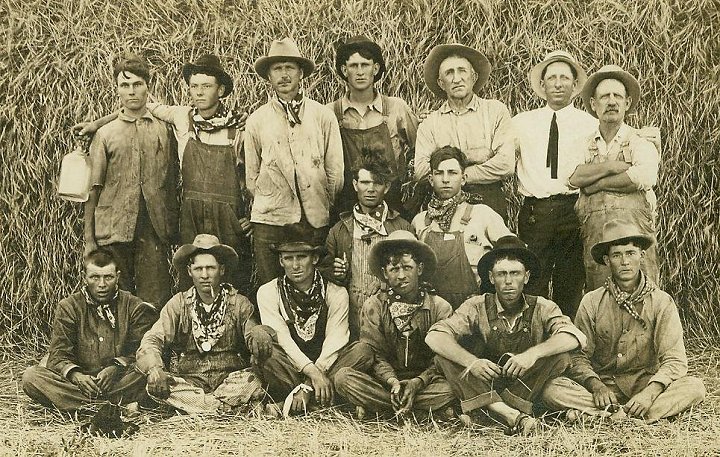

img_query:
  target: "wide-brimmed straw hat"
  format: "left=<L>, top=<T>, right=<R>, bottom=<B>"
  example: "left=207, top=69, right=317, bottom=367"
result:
left=423, top=44, right=491, bottom=98
left=477, top=236, right=541, bottom=291
left=182, top=54, right=234, bottom=98
left=254, top=37, right=316, bottom=80
left=369, top=230, right=437, bottom=279
left=581, top=64, right=641, bottom=118
left=335, top=35, right=385, bottom=81
left=591, top=219, right=654, bottom=265
left=529, top=50, right=587, bottom=100
left=172, top=234, right=238, bottom=271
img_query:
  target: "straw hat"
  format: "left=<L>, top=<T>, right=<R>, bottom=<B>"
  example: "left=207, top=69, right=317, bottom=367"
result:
left=368, top=230, right=437, bottom=279
left=590, top=219, right=654, bottom=265
left=254, top=37, right=316, bottom=80
left=182, top=54, right=234, bottom=98
left=476, top=236, right=541, bottom=291
left=581, top=64, right=641, bottom=118
left=335, top=35, right=385, bottom=81
left=423, top=44, right=491, bottom=98
left=172, top=234, right=238, bottom=271
left=528, top=50, right=587, bottom=100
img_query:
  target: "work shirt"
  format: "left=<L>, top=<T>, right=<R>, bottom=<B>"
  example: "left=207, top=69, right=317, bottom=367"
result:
left=513, top=105, right=597, bottom=198
left=428, top=293, right=586, bottom=354
left=414, top=95, right=514, bottom=184
left=244, top=97, right=344, bottom=228
left=568, top=286, right=688, bottom=398
left=328, top=93, right=418, bottom=169
left=257, top=278, right=350, bottom=373
left=46, top=290, right=158, bottom=378
left=136, top=287, right=258, bottom=378
left=361, top=291, right=452, bottom=386
left=146, top=103, right=242, bottom=167
left=89, top=108, right=179, bottom=245
left=412, top=202, right=513, bottom=283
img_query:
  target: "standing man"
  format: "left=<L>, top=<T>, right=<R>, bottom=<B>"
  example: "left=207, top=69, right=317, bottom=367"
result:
left=569, top=65, right=660, bottom=290
left=22, top=249, right=157, bottom=411
left=321, top=154, right=412, bottom=339
left=414, top=44, right=514, bottom=219
left=84, top=54, right=179, bottom=307
left=329, top=35, right=418, bottom=217
left=334, top=231, right=455, bottom=418
left=255, top=240, right=372, bottom=415
left=245, top=38, right=344, bottom=285
left=543, top=220, right=705, bottom=422
left=426, top=236, right=586, bottom=435
left=412, top=146, right=513, bottom=309
left=513, top=51, right=596, bottom=318
left=137, top=234, right=274, bottom=414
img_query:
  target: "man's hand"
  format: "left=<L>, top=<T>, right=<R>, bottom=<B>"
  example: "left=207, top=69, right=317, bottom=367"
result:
left=237, top=112, right=248, bottom=132
left=332, top=255, right=348, bottom=280
left=389, top=378, right=402, bottom=409
left=72, top=122, right=96, bottom=137
left=291, top=388, right=312, bottom=413
left=609, top=160, right=631, bottom=175
left=304, top=365, right=334, bottom=407
left=248, top=325, right=274, bottom=361
left=395, top=378, right=424, bottom=413
left=624, top=382, right=663, bottom=418
left=238, top=217, right=253, bottom=237
left=467, top=358, right=502, bottom=383
left=69, top=371, right=102, bottom=398
left=94, top=365, right=120, bottom=393
left=589, top=379, right=619, bottom=411
left=147, top=367, right=175, bottom=400
left=502, top=351, right=538, bottom=379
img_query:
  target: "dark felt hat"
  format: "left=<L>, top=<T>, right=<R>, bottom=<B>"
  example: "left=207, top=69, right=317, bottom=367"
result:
left=172, top=234, right=238, bottom=271
left=182, top=54, right=234, bottom=98
left=591, top=219, right=654, bottom=265
left=335, top=35, right=386, bottom=81
left=477, top=236, right=541, bottom=291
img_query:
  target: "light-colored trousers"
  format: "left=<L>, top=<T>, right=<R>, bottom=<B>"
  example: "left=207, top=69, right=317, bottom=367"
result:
left=542, top=375, right=706, bottom=423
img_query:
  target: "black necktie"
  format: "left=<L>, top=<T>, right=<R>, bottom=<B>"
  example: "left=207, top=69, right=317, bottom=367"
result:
left=546, top=112, right=558, bottom=179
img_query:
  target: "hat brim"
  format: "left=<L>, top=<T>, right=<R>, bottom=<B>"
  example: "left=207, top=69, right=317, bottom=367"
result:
left=270, top=243, right=326, bottom=255
left=581, top=70, right=640, bottom=118
left=254, top=56, right=316, bottom=80
left=591, top=235, right=654, bottom=265
left=529, top=56, right=587, bottom=100
left=369, top=238, right=437, bottom=279
left=335, top=41, right=386, bottom=81
left=423, top=44, right=490, bottom=98
left=172, top=244, right=239, bottom=272
left=181, top=63, right=234, bottom=98
left=476, top=247, right=541, bottom=292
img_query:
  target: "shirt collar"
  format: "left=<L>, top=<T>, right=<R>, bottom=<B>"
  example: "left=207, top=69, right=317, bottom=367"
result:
left=341, top=91, right=383, bottom=114
left=545, top=103, right=577, bottom=120
left=593, top=122, right=630, bottom=144
left=495, top=294, right=528, bottom=318
left=439, top=94, right=480, bottom=114
left=118, top=107, right=154, bottom=123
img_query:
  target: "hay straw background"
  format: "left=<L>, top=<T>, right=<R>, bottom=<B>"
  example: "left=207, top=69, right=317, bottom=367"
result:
left=1, top=0, right=718, bottom=348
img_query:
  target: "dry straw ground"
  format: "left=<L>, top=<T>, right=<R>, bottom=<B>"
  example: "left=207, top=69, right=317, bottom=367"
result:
left=0, top=0, right=719, bottom=455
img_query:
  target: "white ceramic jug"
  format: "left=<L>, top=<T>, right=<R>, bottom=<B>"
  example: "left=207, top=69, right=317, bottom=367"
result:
left=58, top=146, right=91, bottom=202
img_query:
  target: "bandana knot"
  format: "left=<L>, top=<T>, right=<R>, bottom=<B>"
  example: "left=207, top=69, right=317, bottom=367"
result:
left=83, top=286, right=119, bottom=329
left=604, top=272, right=656, bottom=329
left=277, top=92, right=305, bottom=127
left=278, top=270, right=326, bottom=341
left=191, top=102, right=244, bottom=138
left=189, top=283, right=232, bottom=352
left=427, top=191, right=468, bottom=232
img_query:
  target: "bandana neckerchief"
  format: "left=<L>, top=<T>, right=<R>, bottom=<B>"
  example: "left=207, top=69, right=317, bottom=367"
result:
left=189, top=283, right=231, bottom=352
left=386, top=282, right=436, bottom=333
left=427, top=190, right=468, bottom=232
left=353, top=201, right=389, bottom=239
left=278, top=270, right=326, bottom=341
left=277, top=91, right=304, bottom=127
left=191, top=102, right=244, bottom=138
left=604, top=271, right=656, bottom=329
left=82, top=286, right=119, bottom=329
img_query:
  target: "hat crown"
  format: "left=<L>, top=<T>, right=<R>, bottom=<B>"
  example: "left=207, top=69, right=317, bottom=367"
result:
left=191, top=53, right=222, bottom=69
left=541, top=50, right=577, bottom=63
left=595, top=64, right=626, bottom=74
left=598, top=219, right=645, bottom=244
left=192, top=233, right=223, bottom=249
left=344, top=34, right=374, bottom=46
left=493, top=235, right=528, bottom=251
left=267, top=37, right=304, bottom=59
left=384, top=230, right=417, bottom=242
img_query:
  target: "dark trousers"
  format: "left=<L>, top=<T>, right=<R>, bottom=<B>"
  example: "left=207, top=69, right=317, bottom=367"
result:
left=518, top=195, right=584, bottom=319
left=252, top=221, right=329, bottom=286
left=257, top=341, right=373, bottom=403
left=435, top=353, right=569, bottom=415
left=22, top=365, right=146, bottom=412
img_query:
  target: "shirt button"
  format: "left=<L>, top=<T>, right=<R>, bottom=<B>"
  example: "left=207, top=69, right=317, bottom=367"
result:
left=617, top=353, right=623, bottom=358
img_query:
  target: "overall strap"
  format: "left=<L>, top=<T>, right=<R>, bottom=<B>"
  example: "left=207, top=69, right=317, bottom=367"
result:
left=380, top=94, right=390, bottom=121
left=187, top=109, right=195, bottom=134
left=521, top=295, right=538, bottom=327
left=484, top=293, right=498, bottom=322
left=333, top=99, right=344, bottom=124
left=460, top=203, right=474, bottom=225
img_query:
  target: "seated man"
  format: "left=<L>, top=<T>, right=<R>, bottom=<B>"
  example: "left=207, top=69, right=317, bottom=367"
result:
left=136, top=234, right=273, bottom=414
left=334, top=230, right=455, bottom=418
left=23, top=249, right=157, bottom=411
left=412, top=146, right=513, bottom=308
left=322, top=154, right=412, bottom=340
left=256, top=240, right=371, bottom=415
left=426, top=236, right=586, bottom=435
left=542, top=220, right=706, bottom=422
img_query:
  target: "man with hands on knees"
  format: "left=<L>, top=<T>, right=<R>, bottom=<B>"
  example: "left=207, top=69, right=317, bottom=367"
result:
left=255, top=239, right=372, bottom=415
left=542, top=220, right=705, bottom=423
left=334, top=231, right=455, bottom=419
left=426, top=236, right=586, bottom=435
left=136, top=234, right=274, bottom=414
left=22, top=249, right=158, bottom=411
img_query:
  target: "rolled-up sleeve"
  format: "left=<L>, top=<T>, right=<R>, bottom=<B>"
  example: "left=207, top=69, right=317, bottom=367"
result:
left=567, top=294, right=602, bottom=386
left=625, top=135, right=659, bottom=191
left=536, top=298, right=587, bottom=350
left=427, top=296, right=481, bottom=341
left=648, top=294, right=688, bottom=388
left=88, top=132, right=108, bottom=189
left=136, top=295, right=182, bottom=374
